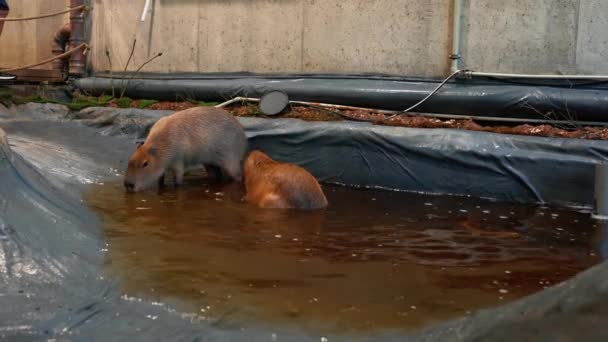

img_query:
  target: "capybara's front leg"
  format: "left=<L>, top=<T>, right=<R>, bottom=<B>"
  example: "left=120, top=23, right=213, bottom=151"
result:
left=172, top=164, right=185, bottom=186
left=158, top=173, right=165, bottom=187
left=222, top=159, right=243, bottom=182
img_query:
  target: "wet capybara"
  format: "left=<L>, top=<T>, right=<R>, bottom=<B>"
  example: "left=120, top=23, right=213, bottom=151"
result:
left=124, top=107, right=247, bottom=192
left=244, top=150, right=328, bottom=210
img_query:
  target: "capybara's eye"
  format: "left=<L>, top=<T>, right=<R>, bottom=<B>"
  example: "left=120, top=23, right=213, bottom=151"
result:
left=142, top=161, right=149, bottom=168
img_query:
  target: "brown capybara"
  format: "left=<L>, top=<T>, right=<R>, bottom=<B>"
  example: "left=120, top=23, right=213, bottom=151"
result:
left=124, top=106, right=247, bottom=192
left=244, top=150, right=328, bottom=210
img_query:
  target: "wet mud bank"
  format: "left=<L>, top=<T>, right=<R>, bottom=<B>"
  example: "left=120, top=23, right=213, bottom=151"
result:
left=1, top=103, right=608, bottom=340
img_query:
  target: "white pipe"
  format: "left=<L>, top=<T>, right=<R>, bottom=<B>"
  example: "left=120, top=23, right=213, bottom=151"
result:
left=466, top=71, right=608, bottom=80
left=215, top=97, right=259, bottom=108
left=450, top=0, right=462, bottom=73
left=140, top=0, right=152, bottom=22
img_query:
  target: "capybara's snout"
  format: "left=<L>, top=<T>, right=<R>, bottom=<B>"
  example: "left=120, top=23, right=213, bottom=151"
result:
left=124, top=179, right=135, bottom=192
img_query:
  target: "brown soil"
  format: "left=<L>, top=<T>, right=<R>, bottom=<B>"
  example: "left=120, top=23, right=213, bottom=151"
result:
left=108, top=100, right=199, bottom=111
left=146, top=101, right=198, bottom=111
left=105, top=100, right=608, bottom=141
left=343, top=109, right=608, bottom=140
left=230, top=104, right=342, bottom=121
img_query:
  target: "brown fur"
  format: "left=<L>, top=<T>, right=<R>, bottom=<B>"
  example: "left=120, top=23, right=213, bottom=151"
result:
left=124, top=107, right=248, bottom=192
left=244, top=150, right=328, bottom=210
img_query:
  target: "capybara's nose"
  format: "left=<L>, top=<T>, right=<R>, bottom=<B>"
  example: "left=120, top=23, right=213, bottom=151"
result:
left=124, top=181, right=135, bottom=192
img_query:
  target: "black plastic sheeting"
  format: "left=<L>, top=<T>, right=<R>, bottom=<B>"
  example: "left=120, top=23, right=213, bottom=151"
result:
left=75, top=73, right=608, bottom=122
left=244, top=118, right=608, bottom=208
left=2, top=103, right=608, bottom=340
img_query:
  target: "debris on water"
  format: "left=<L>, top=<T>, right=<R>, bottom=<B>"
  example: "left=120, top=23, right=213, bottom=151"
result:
left=135, top=207, right=151, bottom=210
left=499, top=215, right=508, bottom=219
left=88, top=181, right=601, bottom=334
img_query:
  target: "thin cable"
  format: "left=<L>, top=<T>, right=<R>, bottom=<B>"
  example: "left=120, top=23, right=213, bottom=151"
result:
left=0, top=5, right=87, bottom=22
left=384, top=69, right=462, bottom=120
left=404, top=69, right=462, bottom=112
left=0, top=43, right=87, bottom=73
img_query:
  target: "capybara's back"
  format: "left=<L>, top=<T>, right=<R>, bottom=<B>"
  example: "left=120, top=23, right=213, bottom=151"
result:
left=151, top=106, right=247, bottom=177
left=244, top=150, right=328, bottom=210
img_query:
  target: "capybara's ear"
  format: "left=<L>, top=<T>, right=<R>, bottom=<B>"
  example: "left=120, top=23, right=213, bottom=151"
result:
left=148, top=147, right=158, bottom=156
left=136, top=140, right=144, bottom=149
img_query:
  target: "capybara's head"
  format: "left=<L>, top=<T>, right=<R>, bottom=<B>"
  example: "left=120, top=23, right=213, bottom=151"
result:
left=244, top=150, right=272, bottom=173
left=124, top=142, right=164, bottom=192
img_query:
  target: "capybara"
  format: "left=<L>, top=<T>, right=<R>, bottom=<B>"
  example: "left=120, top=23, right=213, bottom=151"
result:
left=124, top=107, right=247, bottom=192
left=244, top=150, right=328, bottom=210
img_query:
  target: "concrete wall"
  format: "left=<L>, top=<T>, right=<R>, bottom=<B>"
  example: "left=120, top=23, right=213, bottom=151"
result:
left=0, top=0, right=69, bottom=70
left=90, top=0, right=451, bottom=76
left=1, top=1, right=607, bottom=76
left=460, top=0, right=608, bottom=75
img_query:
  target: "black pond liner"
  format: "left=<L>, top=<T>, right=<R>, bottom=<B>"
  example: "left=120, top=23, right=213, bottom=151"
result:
left=2, top=104, right=608, bottom=341
left=75, top=72, right=608, bottom=122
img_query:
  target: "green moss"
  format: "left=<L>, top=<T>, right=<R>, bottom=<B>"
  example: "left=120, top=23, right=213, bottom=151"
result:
left=0, top=88, right=13, bottom=106
left=63, top=94, right=113, bottom=110
left=64, top=101, right=100, bottom=111
left=114, top=97, right=133, bottom=108
left=197, top=101, right=220, bottom=107
left=137, top=99, right=159, bottom=109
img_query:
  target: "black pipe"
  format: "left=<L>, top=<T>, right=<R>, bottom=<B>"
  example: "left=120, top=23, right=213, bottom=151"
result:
left=75, top=74, right=608, bottom=122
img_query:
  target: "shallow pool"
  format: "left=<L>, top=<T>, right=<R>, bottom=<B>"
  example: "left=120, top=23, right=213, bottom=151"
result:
left=86, top=177, right=601, bottom=335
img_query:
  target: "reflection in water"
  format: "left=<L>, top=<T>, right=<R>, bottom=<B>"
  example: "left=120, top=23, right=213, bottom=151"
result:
left=86, top=178, right=600, bottom=334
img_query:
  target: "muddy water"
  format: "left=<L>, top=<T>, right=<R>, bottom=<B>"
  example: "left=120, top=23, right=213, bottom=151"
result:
left=86, top=177, right=602, bottom=334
